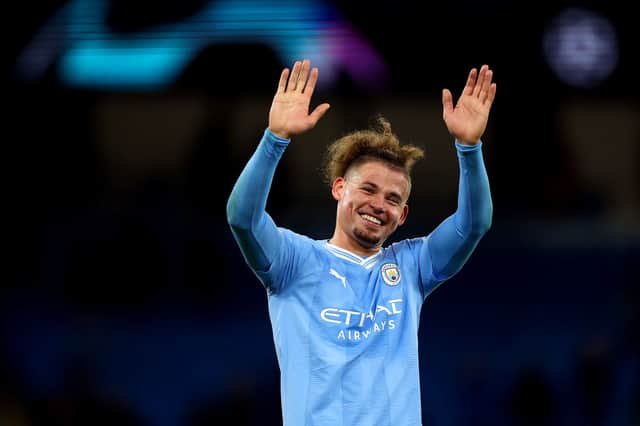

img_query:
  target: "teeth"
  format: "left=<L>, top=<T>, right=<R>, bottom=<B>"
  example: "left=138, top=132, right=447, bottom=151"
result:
left=361, top=214, right=381, bottom=225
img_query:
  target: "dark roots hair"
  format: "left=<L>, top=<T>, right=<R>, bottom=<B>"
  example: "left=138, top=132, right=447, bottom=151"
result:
left=322, top=116, right=424, bottom=186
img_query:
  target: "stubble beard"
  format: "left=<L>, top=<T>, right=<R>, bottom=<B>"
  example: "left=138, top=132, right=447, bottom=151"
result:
left=353, top=227, right=381, bottom=249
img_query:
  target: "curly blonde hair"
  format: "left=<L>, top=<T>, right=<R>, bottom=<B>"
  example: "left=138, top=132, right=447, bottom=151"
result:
left=323, top=116, right=424, bottom=186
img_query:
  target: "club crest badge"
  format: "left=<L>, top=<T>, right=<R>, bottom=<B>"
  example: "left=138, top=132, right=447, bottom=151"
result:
left=381, top=263, right=401, bottom=286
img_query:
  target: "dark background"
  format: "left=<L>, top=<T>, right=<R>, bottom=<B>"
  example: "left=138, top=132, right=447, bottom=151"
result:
left=4, top=1, right=639, bottom=425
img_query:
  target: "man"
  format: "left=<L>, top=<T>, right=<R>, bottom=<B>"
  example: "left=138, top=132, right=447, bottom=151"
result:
left=226, top=59, right=495, bottom=425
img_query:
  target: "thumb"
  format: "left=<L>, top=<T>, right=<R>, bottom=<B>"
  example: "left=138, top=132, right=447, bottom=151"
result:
left=442, top=89, right=453, bottom=121
left=309, top=103, right=331, bottom=125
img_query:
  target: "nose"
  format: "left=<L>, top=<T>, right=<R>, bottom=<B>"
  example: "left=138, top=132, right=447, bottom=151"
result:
left=370, top=194, right=385, bottom=213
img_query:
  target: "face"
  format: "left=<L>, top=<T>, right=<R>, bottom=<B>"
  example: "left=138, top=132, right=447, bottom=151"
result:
left=332, top=160, right=410, bottom=252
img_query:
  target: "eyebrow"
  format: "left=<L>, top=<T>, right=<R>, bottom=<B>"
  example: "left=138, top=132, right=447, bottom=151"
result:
left=360, top=181, right=403, bottom=201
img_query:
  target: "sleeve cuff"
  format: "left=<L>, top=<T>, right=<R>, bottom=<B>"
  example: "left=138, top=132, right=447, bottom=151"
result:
left=265, top=128, right=291, bottom=145
left=455, top=140, right=483, bottom=152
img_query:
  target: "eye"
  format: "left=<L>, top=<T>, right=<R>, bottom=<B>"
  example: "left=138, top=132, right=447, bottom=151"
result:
left=361, top=186, right=374, bottom=193
left=387, top=198, right=400, bottom=206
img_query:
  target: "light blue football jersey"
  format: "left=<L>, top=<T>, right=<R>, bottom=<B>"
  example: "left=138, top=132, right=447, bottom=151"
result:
left=256, top=230, right=441, bottom=426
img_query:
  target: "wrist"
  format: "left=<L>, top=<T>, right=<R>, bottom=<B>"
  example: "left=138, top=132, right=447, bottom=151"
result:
left=455, top=138, right=480, bottom=146
left=268, top=127, right=290, bottom=140
left=455, top=140, right=482, bottom=152
left=266, top=127, right=291, bottom=143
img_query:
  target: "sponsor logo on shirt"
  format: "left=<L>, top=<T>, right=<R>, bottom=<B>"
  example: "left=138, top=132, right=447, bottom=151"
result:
left=381, top=263, right=401, bottom=286
left=320, top=299, right=403, bottom=341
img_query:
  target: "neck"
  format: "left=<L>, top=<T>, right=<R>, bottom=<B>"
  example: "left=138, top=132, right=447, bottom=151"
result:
left=328, top=232, right=381, bottom=257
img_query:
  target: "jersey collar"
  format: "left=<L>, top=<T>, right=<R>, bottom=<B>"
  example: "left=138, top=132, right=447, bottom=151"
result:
left=324, top=241, right=382, bottom=269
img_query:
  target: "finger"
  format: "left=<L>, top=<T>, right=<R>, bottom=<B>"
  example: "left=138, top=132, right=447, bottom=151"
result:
left=277, top=68, right=289, bottom=94
left=308, top=103, right=331, bottom=125
left=480, top=69, right=493, bottom=103
left=288, top=60, right=302, bottom=91
left=303, top=68, right=318, bottom=96
left=473, top=65, right=488, bottom=97
left=303, top=67, right=319, bottom=95
left=297, top=59, right=311, bottom=92
left=485, top=82, right=497, bottom=106
left=442, top=88, right=453, bottom=120
left=462, top=68, right=477, bottom=97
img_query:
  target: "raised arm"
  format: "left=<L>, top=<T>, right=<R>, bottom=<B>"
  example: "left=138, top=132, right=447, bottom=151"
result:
left=422, top=65, right=496, bottom=283
left=226, top=59, right=330, bottom=272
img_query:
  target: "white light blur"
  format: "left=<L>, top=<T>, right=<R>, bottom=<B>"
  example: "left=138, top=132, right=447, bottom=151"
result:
left=543, top=8, right=618, bottom=88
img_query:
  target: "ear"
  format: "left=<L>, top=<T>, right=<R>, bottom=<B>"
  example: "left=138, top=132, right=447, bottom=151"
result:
left=331, top=177, right=346, bottom=201
left=398, top=204, right=409, bottom=226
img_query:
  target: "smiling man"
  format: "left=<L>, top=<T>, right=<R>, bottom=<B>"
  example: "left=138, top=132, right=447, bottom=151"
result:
left=226, top=59, right=495, bottom=426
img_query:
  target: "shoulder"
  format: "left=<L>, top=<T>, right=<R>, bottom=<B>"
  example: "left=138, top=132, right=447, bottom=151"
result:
left=382, top=237, right=430, bottom=270
left=384, top=236, right=428, bottom=256
left=278, top=227, right=327, bottom=253
left=279, top=227, right=319, bottom=244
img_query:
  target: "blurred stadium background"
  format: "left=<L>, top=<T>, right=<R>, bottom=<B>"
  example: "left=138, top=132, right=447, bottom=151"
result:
left=4, top=1, right=639, bottom=425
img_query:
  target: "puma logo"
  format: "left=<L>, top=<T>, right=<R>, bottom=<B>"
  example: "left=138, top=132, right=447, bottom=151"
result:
left=329, top=269, right=347, bottom=288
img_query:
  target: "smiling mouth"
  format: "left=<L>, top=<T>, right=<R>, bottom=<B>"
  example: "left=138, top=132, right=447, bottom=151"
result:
left=360, top=213, right=382, bottom=226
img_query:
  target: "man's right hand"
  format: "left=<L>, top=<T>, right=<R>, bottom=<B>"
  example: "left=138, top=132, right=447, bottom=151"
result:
left=268, top=59, right=331, bottom=140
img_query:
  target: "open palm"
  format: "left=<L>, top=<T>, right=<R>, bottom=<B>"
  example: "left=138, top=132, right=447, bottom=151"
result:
left=268, top=59, right=330, bottom=140
left=442, top=65, right=496, bottom=145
